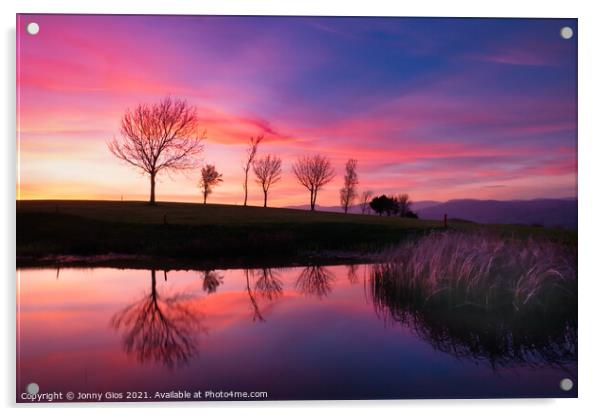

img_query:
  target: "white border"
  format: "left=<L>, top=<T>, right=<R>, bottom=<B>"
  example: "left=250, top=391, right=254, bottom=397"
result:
left=3, top=1, right=601, bottom=415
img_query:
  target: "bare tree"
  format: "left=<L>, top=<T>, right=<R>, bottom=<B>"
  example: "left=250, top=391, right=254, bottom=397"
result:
left=242, top=135, right=264, bottom=206
left=198, top=164, right=223, bottom=204
left=292, top=155, right=336, bottom=211
left=395, top=193, right=412, bottom=217
left=359, top=190, right=374, bottom=214
left=339, top=158, right=359, bottom=214
left=253, top=154, right=282, bottom=208
left=108, top=97, right=205, bottom=205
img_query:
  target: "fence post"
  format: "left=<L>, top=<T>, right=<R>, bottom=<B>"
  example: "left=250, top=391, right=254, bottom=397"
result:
left=444, top=213, right=448, bottom=228
left=163, top=214, right=167, bottom=225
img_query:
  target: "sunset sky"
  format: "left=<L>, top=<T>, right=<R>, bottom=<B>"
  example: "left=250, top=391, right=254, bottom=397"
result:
left=17, top=15, right=577, bottom=206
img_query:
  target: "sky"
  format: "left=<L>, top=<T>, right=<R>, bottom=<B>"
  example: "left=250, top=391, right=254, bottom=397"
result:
left=17, top=15, right=577, bottom=206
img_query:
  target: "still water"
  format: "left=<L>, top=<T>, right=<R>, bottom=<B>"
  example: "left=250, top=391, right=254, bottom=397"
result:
left=17, top=265, right=577, bottom=401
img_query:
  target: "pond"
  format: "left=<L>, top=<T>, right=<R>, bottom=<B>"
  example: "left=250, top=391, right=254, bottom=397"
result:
left=16, top=264, right=577, bottom=401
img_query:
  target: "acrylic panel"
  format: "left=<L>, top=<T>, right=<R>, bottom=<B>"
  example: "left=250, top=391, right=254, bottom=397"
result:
left=16, top=14, right=578, bottom=402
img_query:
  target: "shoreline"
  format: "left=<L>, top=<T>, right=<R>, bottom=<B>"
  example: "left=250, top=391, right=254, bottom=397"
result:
left=16, top=250, right=381, bottom=271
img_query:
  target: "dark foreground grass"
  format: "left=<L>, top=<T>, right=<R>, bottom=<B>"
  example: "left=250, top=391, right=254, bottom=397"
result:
left=17, top=200, right=442, bottom=265
left=17, top=200, right=576, bottom=266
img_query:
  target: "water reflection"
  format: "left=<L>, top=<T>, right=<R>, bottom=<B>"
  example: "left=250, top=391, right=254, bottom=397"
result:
left=18, top=264, right=577, bottom=399
left=346, top=264, right=359, bottom=284
left=109, top=264, right=576, bottom=370
left=254, top=268, right=283, bottom=300
left=201, top=269, right=223, bottom=294
left=370, top=266, right=577, bottom=370
left=295, top=265, right=335, bottom=299
left=110, top=270, right=206, bottom=368
left=245, top=269, right=265, bottom=322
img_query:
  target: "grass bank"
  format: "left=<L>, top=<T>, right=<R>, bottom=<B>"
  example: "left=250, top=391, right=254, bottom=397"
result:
left=17, top=200, right=576, bottom=267
left=17, top=200, right=441, bottom=266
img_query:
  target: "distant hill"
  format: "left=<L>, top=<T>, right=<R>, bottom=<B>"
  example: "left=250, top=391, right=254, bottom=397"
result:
left=410, top=200, right=442, bottom=211
left=286, top=198, right=577, bottom=229
left=416, top=198, right=577, bottom=229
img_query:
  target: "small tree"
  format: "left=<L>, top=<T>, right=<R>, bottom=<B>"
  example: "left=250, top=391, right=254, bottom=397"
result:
left=359, top=190, right=373, bottom=214
left=253, top=154, right=282, bottom=208
left=108, top=97, right=204, bottom=205
left=369, top=195, right=386, bottom=216
left=292, top=155, right=336, bottom=211
left=370, top=195, right=398, bottom=216
left=339, top=159, right=359, bottom=214
left=198, top=164, right=223, bottom=204
left=242, top=135, right=264, bottom=206
left=395, top=193, right=412, bottom=217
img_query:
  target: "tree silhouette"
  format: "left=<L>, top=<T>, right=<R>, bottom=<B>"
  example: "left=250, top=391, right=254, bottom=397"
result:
left=292, top=155, right=336, bottom=211
left=108, top=97, right=205, bottom=204
left=369, top=194, right=397, bottom=216
left=242, top=135, right=263, bottom=206
left=253, top=154, right=282, bottom=207
left=110, top=270, right=205, bottom=368
left=295, top=265, right=335, bottom=299
left=340, top=159, right=359, bottom=214
left=198, top=164, right=223, bottom=204
left=359, top=190, right=373, bottom=215
left=394, top=193, right=412, bottom=217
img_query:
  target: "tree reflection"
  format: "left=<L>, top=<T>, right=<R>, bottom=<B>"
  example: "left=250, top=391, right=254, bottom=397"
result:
left=243, top=268, right=284, bottom=322
left=254, top=268, right=283, bottom=300
left=295, top=265, right=335, bottom=299
left=245, top=269, right=264, bottom=322
left=346, top=264, right=359, bottom=284
left=201, top=270, right=223, bottom=294
left=111, top=270, right=205, bottom=368
left=370, top=265, right=577, bottom=370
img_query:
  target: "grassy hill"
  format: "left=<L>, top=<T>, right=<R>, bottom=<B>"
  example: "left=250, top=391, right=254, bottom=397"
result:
left=16, top=200, right=575, bottom=268
left=17, top=199, right=441, bottom=227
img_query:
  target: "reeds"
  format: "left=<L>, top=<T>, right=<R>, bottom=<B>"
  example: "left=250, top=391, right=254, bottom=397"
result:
left=372, top=231, right=577, bottom=314
left=370, top=231, right=577, bottom=367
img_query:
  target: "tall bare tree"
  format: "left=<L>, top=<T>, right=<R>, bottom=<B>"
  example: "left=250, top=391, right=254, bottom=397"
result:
left=292, top=155, right=336, bottom=211
left=242, top=135, right=264, bottom=206
left=253, top=154, right=282, bottom=208
left=359, top=190, right=374, bottom=214
left=198, top=164, right=223, bottom=204
left=339, top=158, right=359, bottom=214
left=108, top=97, right=205, bottom=205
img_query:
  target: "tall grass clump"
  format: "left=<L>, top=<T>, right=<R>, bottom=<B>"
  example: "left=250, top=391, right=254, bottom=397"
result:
left=372, top=231, right=577, bottom=316
left=371, top=231, right=577, bottom=367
